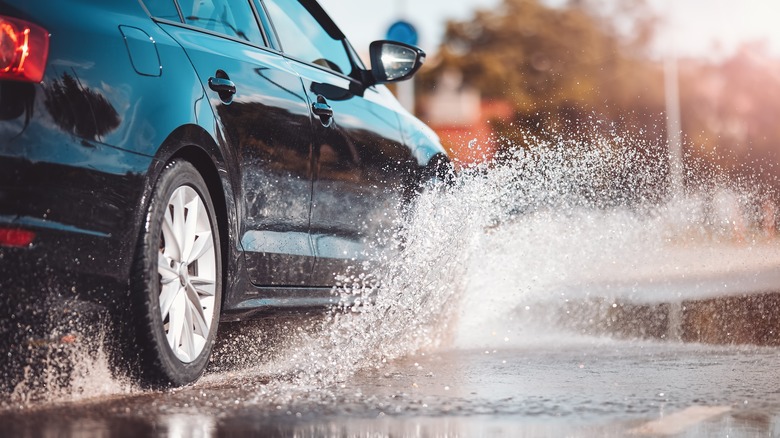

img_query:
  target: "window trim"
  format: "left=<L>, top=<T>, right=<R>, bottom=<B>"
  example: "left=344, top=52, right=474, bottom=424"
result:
left=141, top=0, right=276, bottom=50
left=247, top=0, right=275, bottom=48
left=150, top=16, right=285, bottom=57
left=137, top=0, right=185, bottom=21
left=252, top=0, right=281, bottom=51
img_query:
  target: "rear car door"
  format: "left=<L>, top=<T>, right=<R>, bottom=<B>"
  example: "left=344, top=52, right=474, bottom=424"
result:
left=156, top=0, right=316, bottom=288
left=260, top=0, right=419, bottom=286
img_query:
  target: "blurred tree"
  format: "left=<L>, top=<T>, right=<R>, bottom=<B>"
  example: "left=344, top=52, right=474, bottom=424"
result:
left=420, top=0, right=780, bottom=202
left=419, top=0, right=665, bottom=148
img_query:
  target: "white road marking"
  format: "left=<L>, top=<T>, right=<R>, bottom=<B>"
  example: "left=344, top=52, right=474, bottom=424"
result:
left=629, top=405, right=732, bottom=436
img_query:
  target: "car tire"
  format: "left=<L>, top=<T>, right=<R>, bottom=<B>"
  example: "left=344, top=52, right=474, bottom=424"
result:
left=128, top=159, right=222, bottom=387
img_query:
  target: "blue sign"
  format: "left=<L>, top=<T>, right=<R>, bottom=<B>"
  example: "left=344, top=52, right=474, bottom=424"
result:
left=386, top=20, right=418, bottom=47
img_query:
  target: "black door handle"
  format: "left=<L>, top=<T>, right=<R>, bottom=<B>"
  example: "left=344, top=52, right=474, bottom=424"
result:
left=208, top=76, right=236, bottom=103
left=312, top=95, right=333, bottom=127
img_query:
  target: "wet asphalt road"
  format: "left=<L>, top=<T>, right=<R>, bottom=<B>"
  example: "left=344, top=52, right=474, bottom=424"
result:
left=5, top=192, right=780, bottom=436
left=2, top=333, right=780, bottom=437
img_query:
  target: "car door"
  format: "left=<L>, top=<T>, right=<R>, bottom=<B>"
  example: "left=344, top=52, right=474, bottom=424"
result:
left=260, top=0, right=418, bottom=286
left=157, top=0, right=316, bottom=288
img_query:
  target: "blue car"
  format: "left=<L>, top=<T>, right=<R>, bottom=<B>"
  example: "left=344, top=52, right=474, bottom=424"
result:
left=0, top=0, right=448, bottom=386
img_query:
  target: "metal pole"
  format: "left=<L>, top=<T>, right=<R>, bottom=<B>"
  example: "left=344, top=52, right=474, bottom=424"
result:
left=397, top=80, right=415, bottom=114
left=664, top=0, right=683, bottom=196
left=665, top=75, right=684, bottom=337
left=664, top=55, right=683, bottom=195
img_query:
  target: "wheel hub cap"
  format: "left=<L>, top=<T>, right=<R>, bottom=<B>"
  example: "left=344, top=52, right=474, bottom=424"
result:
left=157, top=185, right=217, bottom=363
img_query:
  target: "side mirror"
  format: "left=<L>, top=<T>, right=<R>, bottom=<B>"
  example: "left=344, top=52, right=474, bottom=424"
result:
left=369, top=40, right=425, bottom=85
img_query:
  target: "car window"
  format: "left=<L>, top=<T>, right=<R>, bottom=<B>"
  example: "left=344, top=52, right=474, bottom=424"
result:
left=141, top=0, right=181, bottom=21
left=177, top=0, right=264, bottom=43
left=262, top=0, right=352, bottom=75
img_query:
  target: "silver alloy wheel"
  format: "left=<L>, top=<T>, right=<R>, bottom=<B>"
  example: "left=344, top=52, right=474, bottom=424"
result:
left=156, top=185, right=217, bottom=363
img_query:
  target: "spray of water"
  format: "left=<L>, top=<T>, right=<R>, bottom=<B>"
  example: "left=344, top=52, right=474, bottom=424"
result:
left=5, top=123, right=780, bottom=407
left=265, top=124, right=780, bottom=389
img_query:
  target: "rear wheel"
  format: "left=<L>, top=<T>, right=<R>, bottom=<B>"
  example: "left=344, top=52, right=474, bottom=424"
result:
left=129, top=160, right=222, bottom=386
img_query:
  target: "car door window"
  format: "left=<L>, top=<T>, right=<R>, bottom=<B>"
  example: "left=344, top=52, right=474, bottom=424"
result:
left=177, top=0, right=264, bottom=43
left=262, top=0, right=352, bottom=75
left=141, top=0, right=181, bottom=21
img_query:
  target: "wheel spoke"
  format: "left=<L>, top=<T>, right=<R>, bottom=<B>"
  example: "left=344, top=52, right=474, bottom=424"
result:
left=188, top=231, right=214, bottom=265
left=190, top=275, right=216, bottom=296
left=181, top=197, right=200, bottom=262
left=182, top=303, right=196, bottom=360
left=171, top=188, right=188, bottom=261
left=159, top=282, right=179, bottom=320
left=158, top=253, right=178, bottom=285
left=184, top=282, right=208, bottom=329
left=188, top=292, right=211, bottom=338
left=162, top=209, right=180, bottom=262
left=166, top=291, right=186, bottom=356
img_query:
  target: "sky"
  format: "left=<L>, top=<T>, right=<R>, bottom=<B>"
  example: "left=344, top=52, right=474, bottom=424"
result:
left=318, top=0, right=501, bottom=55
left=318, top=0, right=780, bottom=60
left=661, top=0, right=780, bottom=58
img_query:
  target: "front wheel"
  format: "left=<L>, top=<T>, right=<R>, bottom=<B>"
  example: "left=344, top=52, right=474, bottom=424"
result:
left=129, top=160, right=222, bottom=387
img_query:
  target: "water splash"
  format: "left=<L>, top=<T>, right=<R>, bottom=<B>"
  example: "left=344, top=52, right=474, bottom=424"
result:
left=244, top=125, right=780, bottom=396
left=2, top=318, right=137, bottom=409
left=199, top=128, right=648, bottom=391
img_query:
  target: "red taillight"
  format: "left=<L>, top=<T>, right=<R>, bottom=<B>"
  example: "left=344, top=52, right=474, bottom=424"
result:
left=0, top=228, right=35, bottom=247
left=0, top=16, right=49, bottom=83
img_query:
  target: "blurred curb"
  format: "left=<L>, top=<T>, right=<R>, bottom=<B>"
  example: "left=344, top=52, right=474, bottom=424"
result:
left=556, top=292, right=780, bottom=346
